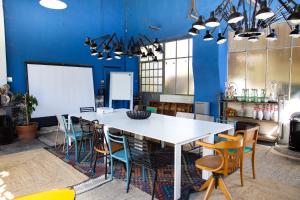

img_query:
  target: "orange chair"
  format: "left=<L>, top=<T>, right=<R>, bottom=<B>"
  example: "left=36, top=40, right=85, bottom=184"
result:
left=194, top=135, right=243, bottom=200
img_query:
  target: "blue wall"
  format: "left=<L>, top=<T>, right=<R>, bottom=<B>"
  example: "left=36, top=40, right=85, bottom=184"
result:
left=124, top=0, right=228, bottom=116
left=3, top=0, right=136, bottom=98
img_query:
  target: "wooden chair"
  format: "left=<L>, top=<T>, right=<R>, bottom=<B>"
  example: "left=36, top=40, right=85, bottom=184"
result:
left=235, top=126, right=259, bottom=186
left=90, top=123, right=123, bottom=179
left=194, top=135, right=243, bottom=200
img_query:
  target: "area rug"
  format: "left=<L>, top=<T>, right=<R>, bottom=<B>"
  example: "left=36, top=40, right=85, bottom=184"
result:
left=45, top=146, right=204, bottom=200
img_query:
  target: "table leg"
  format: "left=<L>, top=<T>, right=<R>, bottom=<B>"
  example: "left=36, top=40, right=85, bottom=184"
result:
left=174, top=144, right=181, bottom=200
left=202, top=134, right=214, bottom=180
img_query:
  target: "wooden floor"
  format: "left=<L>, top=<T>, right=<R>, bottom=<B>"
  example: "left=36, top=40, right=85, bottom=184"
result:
left=0, top=148, right=88, bottom=199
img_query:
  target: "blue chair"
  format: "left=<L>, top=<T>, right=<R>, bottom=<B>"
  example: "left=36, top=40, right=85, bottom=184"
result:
left=107, top=132, right=131, bottom=192
left=61, top=115, right=92, bottom=163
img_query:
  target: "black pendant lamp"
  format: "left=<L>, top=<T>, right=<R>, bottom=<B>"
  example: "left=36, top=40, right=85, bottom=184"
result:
left=152, top=56, right=158, bottom=62
left=228, top=6, right=244, bottom=24
left=217, top=33, right=227, bottom=44
left=141, top=52, right=147, bottom=59
left=147, top=48, right=155, bottom=57
left=84, top=37, right=91, bottom=46
left=153, top=38, right=160, bottom=46
left=203, top=30, right=213, bottom=41
left=188, top=27, right=199, bottom=36
left=155, top=44, right=164, bottom=54
left=90, top=49, right=98, bottom=56
left=90, top=41, right=97, bottom=49
left=103, top=44, right=111, bottom=52
left=106, top=53, right=113, bottom=61
left=287, top=5, right=300, bottom=25
left=97, top=52, right=103, bottom=60
left=205, top=11, right=220, bottom=28
left=115, top=54, right=122, bottom=60
left=193, top=16, right=206, bottom=30
left=256, top=1, right=274, bottom=20
left=289, top=25, right=300, bottom=38
left=266, top=29, right=277, bottom=41
left=114, top=46, right=123, bottom=55
left=248, top=35, right=259, bottom=42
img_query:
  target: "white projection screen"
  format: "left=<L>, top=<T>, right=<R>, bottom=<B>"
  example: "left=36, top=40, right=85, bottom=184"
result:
left=27, top=63, right=95, bottom=118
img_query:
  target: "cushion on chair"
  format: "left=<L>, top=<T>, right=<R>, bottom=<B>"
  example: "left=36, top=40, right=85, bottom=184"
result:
left=228, top=146, right=252, bottom=153
left=112, top=149, right=127, bottom=162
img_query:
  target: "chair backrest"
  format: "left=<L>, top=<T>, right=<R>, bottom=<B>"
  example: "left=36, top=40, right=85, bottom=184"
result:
left=92, top=123, right=109, bottom=153
left=176, top=112, right=194, bottom=119
left=236, top=126, right=259, bottom=148
left=80, top=107, right=95, bottom=113
left=79, top=117, right=95, bottom=133
left=196, top=114, right=214, bottom=122
left=146, top=106, right=157, bottom=113
left=107, top=132, right=129, bottom=160
left=127, top=137, right=152, bottom=168
left=61, top=115, right=76, bottom=137
left=56, top=115, right=66, bottom=132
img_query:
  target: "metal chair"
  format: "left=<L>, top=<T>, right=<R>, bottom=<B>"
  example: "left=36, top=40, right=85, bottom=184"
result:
left=107, top=132, right=131, bottom=192
left=194, top=135, right=244, bottom=200
left=90, top=123, right=123, bottom=179
left=127, top=137, right=171, bottom=200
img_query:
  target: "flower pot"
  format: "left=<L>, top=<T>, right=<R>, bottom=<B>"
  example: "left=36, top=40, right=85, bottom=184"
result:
left=16, top=122, right=38, bottom=140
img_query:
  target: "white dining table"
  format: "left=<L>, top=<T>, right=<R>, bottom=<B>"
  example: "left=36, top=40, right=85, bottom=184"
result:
left=69, top=109, right=233, bottom=200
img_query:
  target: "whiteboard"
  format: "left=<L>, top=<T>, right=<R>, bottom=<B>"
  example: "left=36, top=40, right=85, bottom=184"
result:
left=27, top=63, right=95, bottom=118
left=109, top=72, right=133, bottom=109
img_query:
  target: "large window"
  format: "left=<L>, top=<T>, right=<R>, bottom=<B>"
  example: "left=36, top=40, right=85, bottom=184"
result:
left=140, top=38, right=194, bottom=95
left=228, top=22, right=300, bottom=99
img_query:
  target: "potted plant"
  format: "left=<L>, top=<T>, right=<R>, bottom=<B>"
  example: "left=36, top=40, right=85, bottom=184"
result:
left=14, top=92, right=38, bottom=140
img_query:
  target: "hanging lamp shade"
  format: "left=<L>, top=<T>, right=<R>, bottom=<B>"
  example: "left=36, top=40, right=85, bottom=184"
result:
left=289, top=25, right=300, bottom=38
left=248, top=35, right=259, bottom=42
left=153, top=38, right=160, bottom=46
left=39, top=0, right=67, bottom=9
left=205, top=11, right=220, bottom=27
left=97, top=52, right=104, bottom=60
left=193, top=16, right=206, bottom=30
left=188, top=27, right=199, bottom=36
left=155, top=44, right=164, bottom=53
left=256, top=1, right=274, bottom=20
left=141, top=52, right=147, bottom=58
left=228, top=6, right=244, bottom=24
left=90, top=49, right=98, bottom=56
left=287, top=5, right=300, bottom=25
left=217, top=33, right=227, bottom=44
left=203, top=30, right=213, bottom=41
left=84, top=37, right=91, bottom=46
left=106, top=53, right=113, bottom=61
left=152, top=56, right=158, bottom=62
left=147, top=48, right=155, bottom=57
left=90, top=41, right=97, bottom=49
left=114, top=46, right=123, bottom=55
left=115, top=54, right=122, bottom=59
left=266, top=29, right=277, bottom=41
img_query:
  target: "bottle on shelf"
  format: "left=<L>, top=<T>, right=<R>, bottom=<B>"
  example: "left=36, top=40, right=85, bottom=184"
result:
left=252, top=107, right=257, bottom=119
left=258, top=107, right=264, bottom=120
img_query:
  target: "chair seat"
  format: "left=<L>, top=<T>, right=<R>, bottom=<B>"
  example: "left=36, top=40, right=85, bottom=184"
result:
left=94, top=143, right=123, bottom=154
left=68, top=131, right=92, bottom=140
left=195, top=155, right=235, bottom=173
left=112, top=149, right=127, bottom=162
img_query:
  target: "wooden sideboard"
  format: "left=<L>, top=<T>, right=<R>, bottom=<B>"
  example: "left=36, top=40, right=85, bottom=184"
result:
left=149, top=101, right=193, bottom=116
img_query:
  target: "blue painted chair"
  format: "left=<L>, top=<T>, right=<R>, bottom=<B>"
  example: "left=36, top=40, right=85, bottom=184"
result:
left=60, top=115, right=92, bottom=163
left=107, top=132, right=131, bottom=192
left=146, top=106, right=158, bottom=113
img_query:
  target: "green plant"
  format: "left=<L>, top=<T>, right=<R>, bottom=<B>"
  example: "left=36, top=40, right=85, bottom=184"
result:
left=13, top=92, right=38, bottom=125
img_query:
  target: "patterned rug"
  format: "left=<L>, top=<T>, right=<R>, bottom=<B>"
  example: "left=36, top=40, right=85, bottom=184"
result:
left=45, top=145, right=204, bottom=200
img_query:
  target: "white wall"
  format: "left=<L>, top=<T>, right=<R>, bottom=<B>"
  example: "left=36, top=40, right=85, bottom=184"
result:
left=0, top=0, right=7, bottom=86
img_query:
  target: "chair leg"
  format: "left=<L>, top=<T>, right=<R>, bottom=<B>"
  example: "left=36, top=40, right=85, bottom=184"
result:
left=66, top=138, right=70, bottom=160
left=240, top=156, right=244, bottom=186
left=125, top=162, right=131, bottom=192
left=218, top=177, right=232, bottom=200
left=194, top=176, right=213, bottom=192
left=142, top=166, right=145, bottom=181
left=93, top=151, right=99, bottom=173
left=252, top=152, right=256, bottom=179
left=74, top=140, right=79, bottom=163
left=104, top=154, right=108, bottom=180
left=55, top=125, right=59, bottom=148
left=110, top=157, right=114, bottom=180
left=151, top=170, right=158, bottom=200
left=203, top=176, right=215, bottom=200
left=127, top=163, right=133, bottom=193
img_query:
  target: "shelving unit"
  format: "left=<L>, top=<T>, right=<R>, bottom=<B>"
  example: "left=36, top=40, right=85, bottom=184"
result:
left=219, top=97, right=282, bottom=143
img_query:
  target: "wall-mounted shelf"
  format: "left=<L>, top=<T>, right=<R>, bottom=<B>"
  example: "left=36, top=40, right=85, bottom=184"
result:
left=227, top=116, right=278, bottom=125
left=221, top=100, right=279, bottom=105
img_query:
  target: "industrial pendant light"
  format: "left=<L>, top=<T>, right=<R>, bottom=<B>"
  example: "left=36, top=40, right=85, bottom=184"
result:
left=147, top=48, right=155, bottom=57
left=289, top=25, right=300, bottom=38
left=114, top=46, right=123, bottom=55
left=153, top=38, right=160, bottom=46
left=287, top=5, right=300, bottom=25
left=256, top=1, right=274, bottom=20
left=217, top=33, right=227, bottom=44
left=188, top=27, right=199, bottom=36
left=266, top=29, right=277, bottom=41
left=84, top=37, right=91, bottom=46
left=248, top=35, right=259, bottom=42
left=97, top=52, right=103, bottom=60
left=141, top=52, right=147, bottom=59
left=203, top=30, right=213, bottom=41
left=106, top=53, right=113, bottom=61
left=193, top=16, right=206, bottom=30
left=90, top=49, right=98, bottom=56
left=155, top=44, right=164, bottom=54
left=90, top=41, right=97, bottom=50
left=228, top=6, right=244, bottom=24
left=39, top=0, right=67, bottom=10
left=103, top=44, right=111, bottom=52
left=115, top=54, right=122, bottom=60
left=152, top=56, right=158, bottom=62
left=205, top=11, right=220, bottom=27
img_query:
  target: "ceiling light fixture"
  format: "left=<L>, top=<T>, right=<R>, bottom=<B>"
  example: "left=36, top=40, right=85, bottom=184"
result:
left=39, top=0, right=67, bottom=10
left=90, top=49, right=98, bottom=56
left=287, top=5, right=300, bottom=25
left=193, top=16, right=206, bottom=30
left=248, top=35, right=259, bottom=42
left=289, top=25, right=300, bottom=38
left=188, top=27, right=199, bottom=36
left=256, top=1, right=274, bottom=20
left=217, top=33, right=227, bottom=44
left=228, top=6, right=244, bottom=24
left=203, top=30, right=213, bottom=41
left=205, top=11, right=220, bottom=28
left=97, top=52, right=103, bottom=60
left=106, top=53, right=113, bottom=61
left=266, top=29, right=278, bottom=41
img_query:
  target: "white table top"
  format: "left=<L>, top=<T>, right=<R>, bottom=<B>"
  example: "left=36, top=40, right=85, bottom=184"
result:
left=70, top=109, right=233, bottom=145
